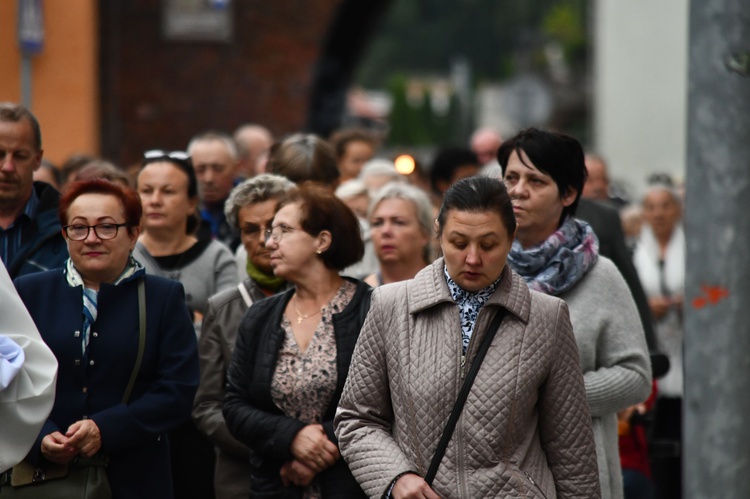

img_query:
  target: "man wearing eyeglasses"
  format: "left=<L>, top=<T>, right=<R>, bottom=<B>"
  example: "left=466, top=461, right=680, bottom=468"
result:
left=187, top=131, right=242, bottom=251
left=0, top=103, right=67, bottom=278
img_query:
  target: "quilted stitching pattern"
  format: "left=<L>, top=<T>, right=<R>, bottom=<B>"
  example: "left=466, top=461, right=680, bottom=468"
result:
left=335, top=260, right=601, bottom=498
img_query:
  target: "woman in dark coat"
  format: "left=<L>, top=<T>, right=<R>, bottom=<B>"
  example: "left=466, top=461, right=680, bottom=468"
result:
left=13, top=179, right=199, bottom=499
left=223, top=184, right=370, bottom=498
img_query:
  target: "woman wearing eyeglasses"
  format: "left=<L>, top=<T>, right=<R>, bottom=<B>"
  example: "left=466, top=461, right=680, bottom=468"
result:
left=12, top=179, right=199, bottom=499
left=223, top=183, right=370, bottom=498
left=132, top=150, right=239, bottom=498
left=132, top=150, right=239, bottom=325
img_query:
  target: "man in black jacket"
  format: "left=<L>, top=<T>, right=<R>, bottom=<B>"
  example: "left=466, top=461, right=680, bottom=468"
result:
left=0, top=103, right=67, bottom=278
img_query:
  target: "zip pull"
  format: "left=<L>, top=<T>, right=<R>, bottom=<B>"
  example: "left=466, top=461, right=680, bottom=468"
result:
left=460, top=354, right=466, bottom=379
left=524, top=471, right=537, bottom=485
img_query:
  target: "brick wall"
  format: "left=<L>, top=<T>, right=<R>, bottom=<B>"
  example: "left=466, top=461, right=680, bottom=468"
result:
left=100, top=0, right=344, bottom=167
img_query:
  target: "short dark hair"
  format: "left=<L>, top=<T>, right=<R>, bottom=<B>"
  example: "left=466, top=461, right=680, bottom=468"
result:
left=59, top=179, right=142, bottom=234
left=0, top=102, right=42, bottom=151
left=329, top=128, right=378, bottom=159
left=498, top=128, right=586, bottom=224
left=277, top=183, right=364, bottom=271
left=267, top=134, right=340, bottom=186
left=138, top=152, right=200, bottom=233
left=437, top=176, right=516, bottom=239
left=430, top=147, right=480, bottom=193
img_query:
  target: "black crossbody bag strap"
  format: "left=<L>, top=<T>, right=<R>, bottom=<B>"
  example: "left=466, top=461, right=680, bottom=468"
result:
left=122, top=278, right=146, bottom=404
left=424, top=308, right=507, bottom=485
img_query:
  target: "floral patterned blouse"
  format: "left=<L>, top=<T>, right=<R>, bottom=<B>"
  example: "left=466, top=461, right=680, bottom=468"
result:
left=271, top=280, right=356, bottom=499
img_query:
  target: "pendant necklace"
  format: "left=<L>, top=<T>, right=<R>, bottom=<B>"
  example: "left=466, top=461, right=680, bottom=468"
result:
left=293, top=297, right=322, bottom=325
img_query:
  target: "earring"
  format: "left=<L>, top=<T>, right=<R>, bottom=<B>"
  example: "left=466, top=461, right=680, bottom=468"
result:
left=316, top=250, right=322, bottom=255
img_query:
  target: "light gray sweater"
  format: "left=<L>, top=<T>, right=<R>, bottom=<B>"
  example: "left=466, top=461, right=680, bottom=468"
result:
left=133, top=240, right=238, bottom=318
left=559, top=256, right=652, bottom=499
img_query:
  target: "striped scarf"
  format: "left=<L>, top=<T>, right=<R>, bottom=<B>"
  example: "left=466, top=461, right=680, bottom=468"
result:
left=65, top=256, right=145, bottom=357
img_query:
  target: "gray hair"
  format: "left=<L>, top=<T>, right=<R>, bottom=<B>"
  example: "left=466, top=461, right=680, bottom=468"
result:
left=187, top=131, right=239, bottom=160
left=360, top=158, right=401, bottom=182
left=642, top=182, right=682, bottom=208
left=335, top=179, right=368, bottom=200
left=369, top=182, right=435, bottom=262
left=0, top=102, right=42, bottom=150
left=224, top=173, right=295, bottom=229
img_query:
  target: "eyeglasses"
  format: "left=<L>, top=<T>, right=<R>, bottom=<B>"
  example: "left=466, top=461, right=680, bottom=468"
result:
left=143, top=150, right=191, bottom=164
left=240, top=223, right=271, bottom=237
left=264, top=223, right=304, bottom=243
left=63, top=223, right=129, bottom=241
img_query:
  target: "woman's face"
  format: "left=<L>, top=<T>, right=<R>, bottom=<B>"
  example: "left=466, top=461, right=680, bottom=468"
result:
left=339, top=140, right=374, bottom=180
left=440, top=209, right=513, bottom=292
left=503, top=150, right=576, bottom=248
left=643, top=189, right=681, bottom=241
left=137, top=161, right=197, bottom=233
left=370, top=197, right=430, bottom=266
left=266, top=202, right=325, bottom=281
left=238, top=198, right=278, bottom=275
left=65, top=193, right=138, bottom=286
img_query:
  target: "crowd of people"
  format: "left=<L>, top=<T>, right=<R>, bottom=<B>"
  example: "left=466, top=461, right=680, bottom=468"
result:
left=0, top=99, right=685, bottom=499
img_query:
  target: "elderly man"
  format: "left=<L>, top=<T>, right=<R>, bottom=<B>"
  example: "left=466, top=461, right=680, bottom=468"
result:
left=0, top=103, right=67, bottom=277
left=233, top=124, right=273, bottom=178
left=470, top=127, right=503, bottom=177
left=188, top=131, right=241, bottom=249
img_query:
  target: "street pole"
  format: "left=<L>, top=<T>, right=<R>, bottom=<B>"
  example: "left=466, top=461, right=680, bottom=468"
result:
left=17, top=0, right=45, bottom=109
left=20, top=55, right=32, bottom=108
left=685, top=0, right=750, bottom=497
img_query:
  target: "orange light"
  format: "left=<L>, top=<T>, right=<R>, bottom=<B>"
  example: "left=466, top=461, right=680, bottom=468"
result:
left=394, top=154, right=416, bottom=175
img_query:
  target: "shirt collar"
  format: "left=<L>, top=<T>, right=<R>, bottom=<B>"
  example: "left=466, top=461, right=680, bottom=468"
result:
left=20, top=188, right=40, bottom=221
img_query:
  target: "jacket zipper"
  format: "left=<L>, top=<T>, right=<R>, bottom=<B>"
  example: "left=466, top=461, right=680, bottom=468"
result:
left=523, top=471, right=549, bottom=499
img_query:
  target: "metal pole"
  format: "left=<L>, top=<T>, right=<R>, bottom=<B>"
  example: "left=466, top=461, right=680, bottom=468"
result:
left=685, top=0, right=750, bottom=497
left=20, top=54, right=32, bottom=108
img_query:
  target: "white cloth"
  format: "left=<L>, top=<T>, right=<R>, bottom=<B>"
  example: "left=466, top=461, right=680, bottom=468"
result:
left=633, top=224, right=685, bottom=397
left=0, top=265, right=58, bottom=473
left=0, top=336, right=24, bottom=390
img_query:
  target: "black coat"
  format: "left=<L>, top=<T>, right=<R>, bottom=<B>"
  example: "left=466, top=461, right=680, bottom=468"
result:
left=223, top=278, right=371, bottom=498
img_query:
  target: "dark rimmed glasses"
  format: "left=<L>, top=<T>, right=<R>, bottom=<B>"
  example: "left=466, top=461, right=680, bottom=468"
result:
left=63, top=223, right=129, bottom=241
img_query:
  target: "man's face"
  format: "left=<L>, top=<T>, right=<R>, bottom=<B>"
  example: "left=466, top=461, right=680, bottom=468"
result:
left=583, top=156, right=609, bottom=200
left=190, top=139, right=238, bottom=205
left=0, top=120, right=42, bottom=212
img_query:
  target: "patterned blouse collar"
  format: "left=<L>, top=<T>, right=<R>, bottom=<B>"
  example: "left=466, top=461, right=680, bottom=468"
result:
left=444, top=265, right=501, bottom=305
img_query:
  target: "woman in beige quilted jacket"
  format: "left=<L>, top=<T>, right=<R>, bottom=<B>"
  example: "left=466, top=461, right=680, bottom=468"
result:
left=335, top=176, right=601, bottom=499
left=500, top=128, right=652, bottom=499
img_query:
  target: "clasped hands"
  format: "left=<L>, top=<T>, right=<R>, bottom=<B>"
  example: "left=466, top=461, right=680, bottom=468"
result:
left=41, top=419, right=102, bottom=464
left=280, top=424, right=339, bottom=487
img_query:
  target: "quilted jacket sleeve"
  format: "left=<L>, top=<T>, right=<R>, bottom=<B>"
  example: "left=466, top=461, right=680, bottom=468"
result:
left=335, top=287, right=415, bottom=498
left=537, top=299, right=601, bottom=498
left=583, top=260, right=652, bottom=417
left=223, top=307, right=306, bottom=463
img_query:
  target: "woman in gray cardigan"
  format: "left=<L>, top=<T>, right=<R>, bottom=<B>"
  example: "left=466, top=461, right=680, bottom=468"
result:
left=500, top=128, right=652, bottom=499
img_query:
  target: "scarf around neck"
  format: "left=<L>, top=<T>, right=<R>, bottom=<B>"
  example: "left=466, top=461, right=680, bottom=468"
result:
left=508, top=217, right=599, bottom=296
left=65, top=256, right=146, bottom=357
left=246, top=257, right=286, bottom=292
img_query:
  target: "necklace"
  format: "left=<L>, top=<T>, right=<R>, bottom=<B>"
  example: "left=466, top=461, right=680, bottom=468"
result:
left=292, top=298, right=322, bottom=325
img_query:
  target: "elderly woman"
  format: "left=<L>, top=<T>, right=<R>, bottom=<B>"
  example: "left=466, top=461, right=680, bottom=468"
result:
left=133, top=150, right=238, bottom=324
left=633, top=181, right=684, bottom=499
left=192, top=174, right=295, bottom=499
left=364, top=182, right=433, bottom=287
left=11, top=179, right=199, bottom=498
left=335, top=176, right=600, bottom=498
left=223, top=184, right=370, bottom=498
left=499, top=128, right=652, bottom=499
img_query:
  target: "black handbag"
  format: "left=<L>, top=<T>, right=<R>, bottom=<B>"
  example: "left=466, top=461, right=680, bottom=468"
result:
left=0, top=279, right=148, bottom=499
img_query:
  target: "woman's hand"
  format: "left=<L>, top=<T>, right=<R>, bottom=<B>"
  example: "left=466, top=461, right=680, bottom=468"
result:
left=41, top=432, right=78, bottom=464
left=648, top=296, right=671, bottom=320
left=290, top=424, right=339, bottom=472
left=392, top=474, right=441, bottom=499
left=64, top=419, right=102, bottom=457
left=280, top=459, right=317, bottom=487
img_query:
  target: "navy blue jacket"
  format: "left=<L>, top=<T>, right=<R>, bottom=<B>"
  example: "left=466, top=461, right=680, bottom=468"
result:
left=7, top=181, right=68, bottom=278
left=224, top=278, right=371, bottom=498
left=14, top=270, right=200, bottom=499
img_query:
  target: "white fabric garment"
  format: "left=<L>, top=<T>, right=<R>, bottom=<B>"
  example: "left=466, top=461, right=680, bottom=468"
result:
left=0, top=264, right=58, bottom=473
left=633, top=224, right=685, bottom=397
left=0, top=336, right=25, bottom=391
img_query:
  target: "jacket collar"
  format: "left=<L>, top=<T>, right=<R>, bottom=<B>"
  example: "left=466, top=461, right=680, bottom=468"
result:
left=408, top=258, right=531, bottom=324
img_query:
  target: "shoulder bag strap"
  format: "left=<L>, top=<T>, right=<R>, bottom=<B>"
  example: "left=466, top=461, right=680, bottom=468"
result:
left=424, top=308, right=507, bottom=486
left=123, top=278, right=147, bottom=404
left=237, top=281, right=254, bottom=308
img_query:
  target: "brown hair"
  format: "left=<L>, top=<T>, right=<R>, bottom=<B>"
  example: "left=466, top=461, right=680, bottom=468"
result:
left=267, top=134, right=339, bottom=186
left=277, top=183, right=364, bottom=270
